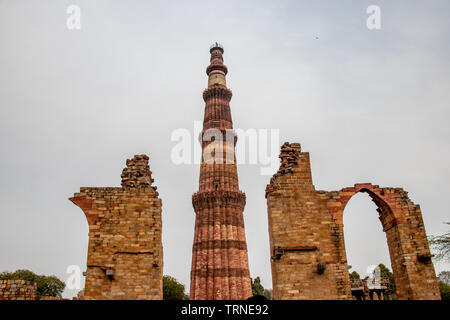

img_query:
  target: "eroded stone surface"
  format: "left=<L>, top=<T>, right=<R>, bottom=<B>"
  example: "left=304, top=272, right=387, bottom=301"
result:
left=266, top=142, right=441, bottom=300
left=0, top=280, right=37, bottom=300
left=70, top=155, right=163, bottom=300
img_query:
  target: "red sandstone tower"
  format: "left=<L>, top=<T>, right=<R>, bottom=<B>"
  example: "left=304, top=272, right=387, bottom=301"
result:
left=190, top=43, right=252, bottom=300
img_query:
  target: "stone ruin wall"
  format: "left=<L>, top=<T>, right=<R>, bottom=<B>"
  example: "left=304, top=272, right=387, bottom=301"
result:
left=351, top=277, right=391, bottom=300
left=40, top=296, right=64, bottom=300
left=0, top=280, right=37, bottom=300
left=70, top=154, right=163, bottom=300
left=266, top=142, right=441, bottom=300
left=265, top=143, right=348, bottom=299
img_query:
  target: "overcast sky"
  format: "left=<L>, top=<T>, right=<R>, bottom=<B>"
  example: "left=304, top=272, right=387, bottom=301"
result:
left=0, top=0, right=449, bottom=299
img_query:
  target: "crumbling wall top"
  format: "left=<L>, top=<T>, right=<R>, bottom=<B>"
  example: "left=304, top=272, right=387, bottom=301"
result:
left=121, top=154, right=157, bottom=192
left=270, top=142, right=300, bottom=182
left=266, top=142, right=305, bottom=197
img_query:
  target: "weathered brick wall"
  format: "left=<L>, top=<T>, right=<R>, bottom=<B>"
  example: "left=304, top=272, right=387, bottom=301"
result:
left=351, top=277, right=391, bottom=300
left=266, top=143, right=346, bottom=299
left=70, top=155, right=163, bottom=300
left=266, top=142, right=441, bottom=300
left=325, top=184, right=441, bottom=300
left=74, top=290, right=84, bottom=300
left=40, top=296, right=64, bottom=300
left=0, top=280, right=37, bottom=300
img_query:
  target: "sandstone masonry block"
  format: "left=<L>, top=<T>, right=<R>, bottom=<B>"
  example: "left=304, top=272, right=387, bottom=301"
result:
left=70, top=155, right=163, bottom=300
left=266, top=142, right=441, bottom=300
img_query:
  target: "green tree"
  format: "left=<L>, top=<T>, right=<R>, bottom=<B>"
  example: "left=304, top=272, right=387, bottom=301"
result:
left=429, top=222, right=450, bottom=261
left=163, top=275, right=189, bottom=300
left=438, top=281, right=450, bottom=300
left=349, top=271, right=360, bottom=279
left=0, top=269, right=65, bottom=299
left=251, top=277, right=264, bottom=296
left=251, top=277, right=271, bottom=299
left=262, top=289, right=272, bottom=300
left=377, top=264, right=395, bottom=296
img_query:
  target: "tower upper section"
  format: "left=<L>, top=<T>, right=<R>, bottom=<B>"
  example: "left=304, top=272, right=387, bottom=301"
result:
left=202, top=43, right=233, bottom=131
left=206, top=42, right=228, bottom=87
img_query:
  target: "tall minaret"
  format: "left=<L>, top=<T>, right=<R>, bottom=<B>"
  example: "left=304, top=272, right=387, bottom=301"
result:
left=190, top=43, right=252, bottom=300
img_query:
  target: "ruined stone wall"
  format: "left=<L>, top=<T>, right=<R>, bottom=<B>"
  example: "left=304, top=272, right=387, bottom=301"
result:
left=351, top=277, right=391, bottom=300
left=266, top=142, right=441, bottom=300
left=265, top=143, right=348, bottom=299
left=70, top=155, right=163, bottom=300
left=40, top=296, right=64, bottom=300
left=324, top=184, right=440, bottom=300
left=0, top=280, right=37, bottom=300
left=74, top=290, right=84, bottom=300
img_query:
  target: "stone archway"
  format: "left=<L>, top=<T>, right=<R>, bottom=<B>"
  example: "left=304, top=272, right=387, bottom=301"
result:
left=266, top=143, right=441, bottom=300
left=327, top=183, right=440, bottom=300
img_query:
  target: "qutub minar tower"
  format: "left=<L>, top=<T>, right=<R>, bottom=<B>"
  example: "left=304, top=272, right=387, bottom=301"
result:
left=190, top=43, right=253, bottom=300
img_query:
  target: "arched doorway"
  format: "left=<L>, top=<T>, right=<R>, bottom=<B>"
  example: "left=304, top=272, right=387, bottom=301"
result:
left=343, top=192, right=394, bottom=299
left=265, top=143, right=440, bottom=300
left=332, top=184, right=441, bottom=300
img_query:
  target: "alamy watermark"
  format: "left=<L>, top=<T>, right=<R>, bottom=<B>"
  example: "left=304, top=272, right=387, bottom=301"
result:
left=367, top=5, right=381, bottom=30
left=366, top=264, right=382, bottom=283
left=171, top=121, right=280, bottom=176
left=66, top=265, right=82, bottom=290
left=66, top=5, right=81, bottom=30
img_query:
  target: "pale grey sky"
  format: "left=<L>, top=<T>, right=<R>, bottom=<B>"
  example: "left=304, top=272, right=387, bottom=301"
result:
left=0, top=0, right=449, bottom=298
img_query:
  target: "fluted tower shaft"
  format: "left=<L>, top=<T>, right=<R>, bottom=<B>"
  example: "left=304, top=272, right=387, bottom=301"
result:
left=190, top=44, right=252, bottom=300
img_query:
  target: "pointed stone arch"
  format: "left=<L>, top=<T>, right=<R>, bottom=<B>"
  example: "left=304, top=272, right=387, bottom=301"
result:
left=266, top=142, right=441, bottom=300
left=326, top=183, right=439, bottom=300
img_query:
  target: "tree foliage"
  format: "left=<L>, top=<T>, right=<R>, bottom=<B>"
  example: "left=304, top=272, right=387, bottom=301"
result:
left=262, top=289, right=272, bottom=300
left=163, top=275, right=189, bottom=300
left=438, top=281, right=450, bottom=300
left=429, top=222, right=450, bottom=262
left=251, top=277, right=264, bottom=296
left=377, top=264, right=395, bottom=296
left=251, top=277, right=271, bottom=299
left=349, top=271, right=360, bottom=279
left=0, top=269, right=65, bottom=299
